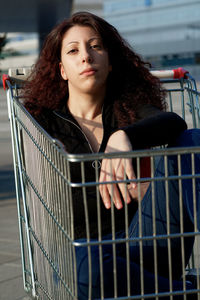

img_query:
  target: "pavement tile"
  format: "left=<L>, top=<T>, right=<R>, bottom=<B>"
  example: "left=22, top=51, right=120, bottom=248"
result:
left=0, top=261, right=22, bottom=282
left=0, top=241, right=21, bottom=256
left=0, top=276, right=28, bottom=300
left=0, top=253, right=19, bottom=265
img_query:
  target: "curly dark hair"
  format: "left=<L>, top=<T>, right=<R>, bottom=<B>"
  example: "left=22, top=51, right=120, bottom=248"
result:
left=23, top=11, right=166, bottom=126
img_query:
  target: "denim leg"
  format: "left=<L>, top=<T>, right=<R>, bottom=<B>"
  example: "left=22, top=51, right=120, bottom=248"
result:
left=174, top=129, right=200, bottom=229
left=128, top=129, right=200, bottom=279
left=75, top=241, right=194, bottom=299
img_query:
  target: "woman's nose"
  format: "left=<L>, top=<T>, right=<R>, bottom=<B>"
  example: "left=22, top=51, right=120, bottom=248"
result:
left=81, top=49, right=93, bottom=63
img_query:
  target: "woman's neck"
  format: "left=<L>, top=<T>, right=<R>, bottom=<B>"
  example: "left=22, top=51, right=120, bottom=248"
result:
left=67, top=91, right=105, bottom=120
left=67, top=92, right=104, bottom=152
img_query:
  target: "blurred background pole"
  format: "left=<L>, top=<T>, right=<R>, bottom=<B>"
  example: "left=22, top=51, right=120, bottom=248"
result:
left=0, top=0, right=73, bottom=37
left=37, top=0, right=73, bottom=51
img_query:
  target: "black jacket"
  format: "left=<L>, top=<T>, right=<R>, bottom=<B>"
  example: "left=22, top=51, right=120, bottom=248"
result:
left=36, top=102, right=187, bottom=239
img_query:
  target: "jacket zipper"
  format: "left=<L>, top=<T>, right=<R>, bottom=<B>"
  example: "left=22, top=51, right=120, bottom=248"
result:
left=53, top=111, right=94, bottom=153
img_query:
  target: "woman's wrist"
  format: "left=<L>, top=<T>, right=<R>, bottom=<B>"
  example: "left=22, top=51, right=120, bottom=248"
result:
left=106, top=130, right=132, bottom=153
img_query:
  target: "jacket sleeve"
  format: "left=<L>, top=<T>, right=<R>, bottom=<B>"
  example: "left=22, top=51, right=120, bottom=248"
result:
left=121, top=105, right=187, bottom=149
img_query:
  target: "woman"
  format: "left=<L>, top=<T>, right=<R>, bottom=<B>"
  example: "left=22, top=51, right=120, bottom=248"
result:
left=23, top=12, right=200, bottom=299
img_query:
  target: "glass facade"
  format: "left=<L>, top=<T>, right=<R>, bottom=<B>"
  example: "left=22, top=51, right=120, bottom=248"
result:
left=104, top=0, right=192, bottom=14
left=103, top=0, right=200, bottom=72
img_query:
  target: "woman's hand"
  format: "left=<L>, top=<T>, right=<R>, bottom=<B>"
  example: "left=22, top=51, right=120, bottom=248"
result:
left=99, top=130, right=137, bottom=209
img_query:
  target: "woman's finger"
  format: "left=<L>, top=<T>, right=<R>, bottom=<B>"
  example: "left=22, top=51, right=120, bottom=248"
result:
left=124, top=158, right=137, bottom=188
left=113, top=158, right=132, bottom=204
left=127, top=181, right=150, bottom=202
left=106, top=182, right=123, bottom=209
left=99, top=158, right=123, bottom=209
left=99, top=159, right=111, bottom=208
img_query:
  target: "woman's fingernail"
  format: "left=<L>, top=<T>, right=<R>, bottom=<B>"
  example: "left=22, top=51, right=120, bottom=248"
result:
left=105, top=202, right=110, bottom=209
left=116, top=202, right=122, bottom=209
left=126, top=197, right=131, bottom=204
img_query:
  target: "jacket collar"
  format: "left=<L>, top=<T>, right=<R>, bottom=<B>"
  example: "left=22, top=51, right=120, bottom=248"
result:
left=53, top=100, right=117, bottom=130
left=53, top=100, right=117, bottom=153
left=53, top=103, right=80, bottom=127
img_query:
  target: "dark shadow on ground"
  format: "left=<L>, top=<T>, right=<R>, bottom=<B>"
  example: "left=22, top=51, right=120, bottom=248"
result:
left=0, top=168, right=16, bottom=200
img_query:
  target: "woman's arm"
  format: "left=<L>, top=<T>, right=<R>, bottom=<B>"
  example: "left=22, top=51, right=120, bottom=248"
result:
left=99, top=109, right=187, bottom=209
left=123, top=107, right=187, bottom=149
left=99, top=130, right=136, bottom=209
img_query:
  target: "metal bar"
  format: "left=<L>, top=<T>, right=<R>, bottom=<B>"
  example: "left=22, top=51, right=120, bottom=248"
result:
left=81, top=161, right=92, bottom=300
left=137, top=157, right=144, bottom=299
left=124, top=159, right=131, bottom=298
left=6, top=86, right=28, bottom=293
left=180, top=79, right=186, bottom=120
left=95, top=159, right=104, bottom=299
left=150, top=156, right=159, bottom=299
left=177, top=154, right=187, bottom=300
left=110, top=158, right=118, bottom=298
left=7, top=82, right=37, bottom=298
left=164, top=155, right=173, bottom=300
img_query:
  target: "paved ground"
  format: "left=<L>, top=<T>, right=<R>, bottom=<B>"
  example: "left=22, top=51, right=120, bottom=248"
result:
left=0, top=87, right=30, bottom=300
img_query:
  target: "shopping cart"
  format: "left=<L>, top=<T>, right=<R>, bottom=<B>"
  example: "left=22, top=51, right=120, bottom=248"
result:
left=2, top=67, right=200, bottom=299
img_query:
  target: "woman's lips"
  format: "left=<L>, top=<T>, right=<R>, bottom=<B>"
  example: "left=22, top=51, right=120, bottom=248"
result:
left=80, top=68, right=97, bottom=76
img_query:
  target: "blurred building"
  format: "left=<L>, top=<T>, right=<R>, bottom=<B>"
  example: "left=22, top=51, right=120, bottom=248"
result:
left=104, top=0, right=200, bottom=77
left=72, top=0, right=103, bottom=16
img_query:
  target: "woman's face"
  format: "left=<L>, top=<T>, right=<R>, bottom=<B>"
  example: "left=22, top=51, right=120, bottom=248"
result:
left=60, top=25, right=112, bottom=96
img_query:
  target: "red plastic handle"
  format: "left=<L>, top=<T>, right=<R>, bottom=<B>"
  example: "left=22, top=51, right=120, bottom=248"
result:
left=2, top=74, right=9, bottom=90
left=173, top=67, right=189, bottom=79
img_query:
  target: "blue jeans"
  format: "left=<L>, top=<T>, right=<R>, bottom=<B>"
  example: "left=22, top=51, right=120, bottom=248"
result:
left=76, top=129, right=200, bottom=299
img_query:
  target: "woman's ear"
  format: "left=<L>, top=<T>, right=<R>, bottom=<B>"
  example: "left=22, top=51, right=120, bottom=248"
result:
left=59, top=62, right=68, bottom=80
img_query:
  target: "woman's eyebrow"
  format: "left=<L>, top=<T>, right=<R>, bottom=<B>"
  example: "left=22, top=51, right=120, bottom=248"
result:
left=88, top=37, right=101, bottom=42
left=66, top=37, right=101, bottom=46
left=66, top=41, right=79, bottom=46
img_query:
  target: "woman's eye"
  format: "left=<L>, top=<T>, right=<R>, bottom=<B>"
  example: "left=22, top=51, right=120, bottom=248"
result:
left=67, top=49, right=78, bottom=54
left=91, top=44, right=101, bottom=49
